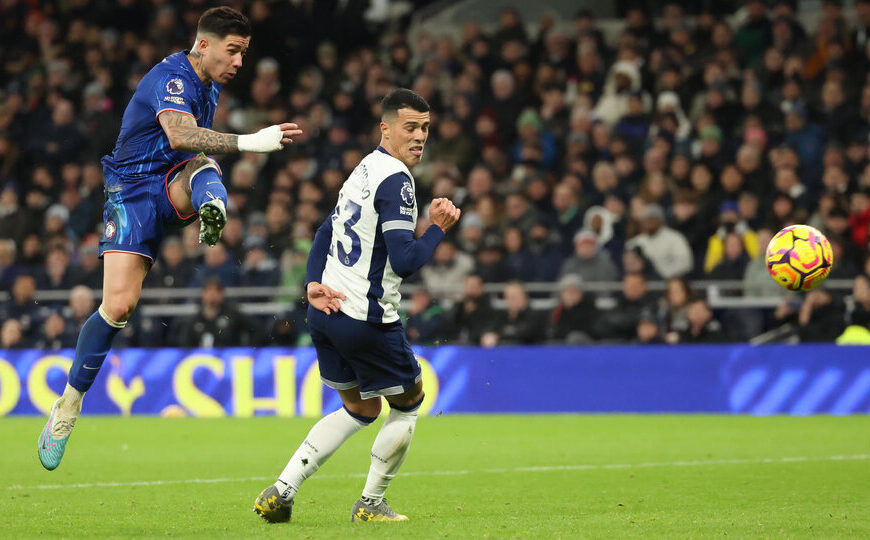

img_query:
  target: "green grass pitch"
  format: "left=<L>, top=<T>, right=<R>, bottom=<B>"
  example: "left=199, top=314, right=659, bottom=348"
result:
left=3, top=415, right=869, bottom=538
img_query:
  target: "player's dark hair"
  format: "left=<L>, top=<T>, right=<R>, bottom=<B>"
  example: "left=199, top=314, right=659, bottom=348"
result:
left=197, top=7, right=251, bottom=38
left=381, top=88, right=429, bottom=119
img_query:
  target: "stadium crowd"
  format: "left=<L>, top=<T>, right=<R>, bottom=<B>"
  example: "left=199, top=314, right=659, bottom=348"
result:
left=3, top=0, right=870, bottom=348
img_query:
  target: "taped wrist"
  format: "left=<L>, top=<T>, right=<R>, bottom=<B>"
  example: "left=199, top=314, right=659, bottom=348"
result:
left=238, top=125, right=283, bottom=152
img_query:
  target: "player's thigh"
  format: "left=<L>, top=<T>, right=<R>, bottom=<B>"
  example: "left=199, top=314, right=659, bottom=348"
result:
left=308, top=306, right=359, bottom=387
left=101, top=251, right=150, bottom=322
left=337, top=387, right=382, bottom=417
left=340, top=322, right=422, bottom=401
left=384, top=380, right=424, bottom=410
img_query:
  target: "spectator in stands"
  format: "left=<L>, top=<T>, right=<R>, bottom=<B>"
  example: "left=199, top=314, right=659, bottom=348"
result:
left=40, top=245, right=81, bottom=290
left=705, top=201, right=759, bottom=273
left=548, top=274, right=597, bottom=344
left=66, top=285, right=95, bottom=338
left=635, top=311, right=664, bottom=344
left=421, top=240, right=474, bottom=302
left=0, top=274, right=45, bottom=342
left=847, top=274, right=870, bottom=328
left=239, top=237, right=281, bottom=287
left=709, top=232, right=752, bottom=281
left=596, top=273, right=656, bottom=342
left=404, top=288, right=447, bottom=345
left=146, top=236, right=192, bottom=290
left=560, top=229, right=618, bottom=282
left=551, top=182, right=583, bottom=256
left=668, top=298, right=726, bottom=343
left=4, top=2, right=870, bottom=346
left=502, top=226, right=536, bottom=281
left=0, top=186, right=28, bottom=244
left=34, top=312, right=72, bottom=350
left=0, top=238, right=18, bottom=291
left=448, top=274, right=496, bottom=346
left=74, top=238, right=102, bottom=290
left=175, top=278, right=260, bottom=348
left=799, top=287, right=845, bottom=338
left=482, top=281, right=544, bottom=346
left=658, top=277, right=693, bottom=336
left=626, top=203, right=693, bottom=278
left=594, top=61, right=646, bottom=127
left=188, top=243, right=240, bottom=288
left=1, top=318, right=26, bottom=349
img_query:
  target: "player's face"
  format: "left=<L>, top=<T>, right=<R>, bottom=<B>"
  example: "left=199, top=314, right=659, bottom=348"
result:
left=383, top=108, right=430, bottom=168
left=204, top=34, right=250, bottom=84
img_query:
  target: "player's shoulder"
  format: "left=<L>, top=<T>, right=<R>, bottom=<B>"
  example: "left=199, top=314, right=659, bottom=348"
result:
left=366, top=147, right=412, bottom=184
left=145, top=51, right=198, bottom=87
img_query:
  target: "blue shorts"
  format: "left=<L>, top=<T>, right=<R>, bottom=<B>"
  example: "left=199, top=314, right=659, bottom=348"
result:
left=98, top=159, right=199, bottom=263
left=308, top=306, right=422, bottom=400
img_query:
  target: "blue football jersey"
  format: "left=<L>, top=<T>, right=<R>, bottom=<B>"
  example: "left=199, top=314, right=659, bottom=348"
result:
left=101, top=51, right=222, bottom=180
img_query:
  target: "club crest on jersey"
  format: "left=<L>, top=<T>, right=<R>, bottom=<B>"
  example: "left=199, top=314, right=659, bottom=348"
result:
left=400, top=182, right=414, bottom=206
left=105, top=220, right=116, bottom=240
left=166, top=78, right=184, bottom=95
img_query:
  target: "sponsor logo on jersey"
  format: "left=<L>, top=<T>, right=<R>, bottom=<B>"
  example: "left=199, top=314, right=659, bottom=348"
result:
left=163, top=96, right=186, bottom=105
left=166, top=78, right=184, bottom=95
left=105, top=220, right=116, bottom=240
left=400, top=181, right=414, bottom=206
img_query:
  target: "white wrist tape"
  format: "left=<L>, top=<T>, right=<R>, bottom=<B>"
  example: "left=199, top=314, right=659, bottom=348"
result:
left=238, top=125, right=283, bottom=152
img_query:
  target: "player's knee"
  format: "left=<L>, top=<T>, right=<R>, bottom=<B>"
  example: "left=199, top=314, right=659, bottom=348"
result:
left=188, top=155, right=220, bottom=175
left=346, top=398, right=382, bottom=418
left=101, top=297, right=137, bottom=323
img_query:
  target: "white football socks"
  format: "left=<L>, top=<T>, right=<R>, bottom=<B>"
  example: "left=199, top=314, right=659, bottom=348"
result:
left=361, top=402, right=421, bottom=504
left=274, top=407, right=373, bottom=500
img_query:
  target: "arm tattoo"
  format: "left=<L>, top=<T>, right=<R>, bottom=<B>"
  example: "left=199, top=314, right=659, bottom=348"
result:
left=159, top=111, right=239, bottom=154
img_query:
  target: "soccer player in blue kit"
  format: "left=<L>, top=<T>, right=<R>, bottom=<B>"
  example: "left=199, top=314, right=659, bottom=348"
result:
left=38, top=6, right=302, bottom=470
left=254, top=89, right=461, bottom=523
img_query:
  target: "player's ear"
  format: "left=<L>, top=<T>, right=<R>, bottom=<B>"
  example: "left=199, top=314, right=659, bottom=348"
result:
left=380, top=121, right=389, bottom=139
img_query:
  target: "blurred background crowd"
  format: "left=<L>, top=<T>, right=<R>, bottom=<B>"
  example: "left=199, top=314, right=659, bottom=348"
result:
left=3, top=0, right=870, bottom=349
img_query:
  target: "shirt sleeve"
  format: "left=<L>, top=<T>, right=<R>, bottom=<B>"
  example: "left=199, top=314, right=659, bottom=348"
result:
left=153, top=72, right=197, bottom=119
left=374, top=172, right=444, bottom=278
left=304, top=211, right=334, bottom=287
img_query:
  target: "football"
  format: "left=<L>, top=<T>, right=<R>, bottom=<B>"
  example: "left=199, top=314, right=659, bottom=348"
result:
left=766, top=224, right=834, bottom=291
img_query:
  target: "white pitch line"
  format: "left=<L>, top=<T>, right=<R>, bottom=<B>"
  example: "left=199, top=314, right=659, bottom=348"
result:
left=6, top=454, right=868, bottom=491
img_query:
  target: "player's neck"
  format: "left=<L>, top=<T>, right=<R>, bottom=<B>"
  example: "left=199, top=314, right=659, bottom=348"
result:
left=186, top=49, right=212, bottom=85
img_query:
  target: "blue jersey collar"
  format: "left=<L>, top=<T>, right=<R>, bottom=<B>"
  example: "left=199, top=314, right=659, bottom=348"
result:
left=376, top=145, right=392, bottom=156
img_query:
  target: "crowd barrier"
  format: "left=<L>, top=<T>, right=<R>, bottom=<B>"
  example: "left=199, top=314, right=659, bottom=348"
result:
left=1, top=345, right=869, bottom=416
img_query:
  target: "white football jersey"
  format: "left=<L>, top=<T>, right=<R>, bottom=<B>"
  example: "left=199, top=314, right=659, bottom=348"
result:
left=321, top=147, right=418, bottom=323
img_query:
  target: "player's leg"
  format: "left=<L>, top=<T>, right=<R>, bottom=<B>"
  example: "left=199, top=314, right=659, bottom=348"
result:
left=167, top=155, right=228, bottom=246
left=38, top=252, right=149, bottom=470
left=255, top=309, right=378, bottom=523
left=351, top=325, right=424, bottom=522
left=352, top=382, right=423, bottom=522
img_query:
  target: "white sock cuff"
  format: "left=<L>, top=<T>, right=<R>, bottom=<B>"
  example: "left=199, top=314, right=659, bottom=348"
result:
left=188, top=162, right=220, bottom=189
left=98, top=306, right=126, bottom=328
left=341, top=405, right=378, bottom=427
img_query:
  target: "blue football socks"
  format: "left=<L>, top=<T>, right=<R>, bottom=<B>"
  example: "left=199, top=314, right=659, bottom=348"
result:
left=67, top=308, right=125, bottom=392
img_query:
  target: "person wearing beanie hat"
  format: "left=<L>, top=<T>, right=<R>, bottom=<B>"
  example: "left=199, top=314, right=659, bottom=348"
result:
left=626, top=203, right=694, bottom=278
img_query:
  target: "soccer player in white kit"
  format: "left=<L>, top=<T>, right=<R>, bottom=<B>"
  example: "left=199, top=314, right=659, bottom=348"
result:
left=254, top=89, right=460, bottom=523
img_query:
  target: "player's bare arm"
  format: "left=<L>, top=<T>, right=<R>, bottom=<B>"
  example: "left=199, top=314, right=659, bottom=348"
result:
left=158, top=111, right=302, bottom=154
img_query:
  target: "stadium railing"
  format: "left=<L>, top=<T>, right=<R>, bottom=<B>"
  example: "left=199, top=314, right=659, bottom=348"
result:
left=0, top=279, right=856, bottom=318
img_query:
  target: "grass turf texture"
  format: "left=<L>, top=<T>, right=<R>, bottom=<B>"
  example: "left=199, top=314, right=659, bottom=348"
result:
left=2, top=415, right=869, bottom=538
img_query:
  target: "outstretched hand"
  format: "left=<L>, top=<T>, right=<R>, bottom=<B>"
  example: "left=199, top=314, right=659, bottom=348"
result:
left=307, top=282, right=346, bottom=315
left=278, top=122, right=303, bottom=145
